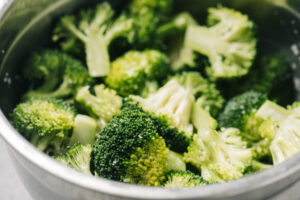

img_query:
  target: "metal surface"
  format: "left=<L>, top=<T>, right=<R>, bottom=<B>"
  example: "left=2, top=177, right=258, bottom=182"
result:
left=1, top=0, right=300, bottom=200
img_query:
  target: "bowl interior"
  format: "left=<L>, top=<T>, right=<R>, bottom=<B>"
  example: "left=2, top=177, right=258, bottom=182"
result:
left=1, top=0, right=300, bottom=199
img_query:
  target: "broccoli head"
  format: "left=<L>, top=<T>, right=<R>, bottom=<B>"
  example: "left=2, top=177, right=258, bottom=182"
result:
left=23, top=50, right=93, bottom=99
left=53, top=3, right=134, bottom=77
left=218, top=90, right=267, bottom=129
left=105, top=50, right=169, bottom=96
left=184, top=6, right=257, bottom=79
left=75, top=84, right=122, bottom=122
left=170, top=72, right=224, bottom=116
left=91, top=102, right=169, bottom=186
left=217, top=91, right=272, bottom=159
left=255, top=101, right=300, bottom=164
left=11, top=98, right=76, bottom=154
left=184, top=128, right=252, bottom=183
left=164, top=170, right=208, bottom=188
left=56, top=143, right=92, bottom=175
left=131, top=80, right=194, bottom=138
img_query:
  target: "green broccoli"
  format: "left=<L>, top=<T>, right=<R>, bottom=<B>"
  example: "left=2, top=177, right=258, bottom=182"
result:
left=126, top=0, right=173, bottom=48
left=217, top=91, right=272, bottom=159
left=10, top=98, right=76, bottom=154
left=105, top=50, right=170, bottom=96
left=53, top=3, right=134, bottom=77
left=56, top=143, right=92, bottom=175
left=255, top=101, right=300, bottom=164
left=218, top=91, right=267, bottom=129
left=131, top=80, right=194, bottom=138
left=91, top=102, right=169, bottom=186
left=75, top=84, right=122, bottom=122
left=184, top=6, right=257, bottom=79
left=170, top=72, right=224, bottom=116
left=131, top=72, right=223, bottom=152
left=184, top=127, right=252, bottom=183
left=23, top=50, right=93, bottom=99
left=166, top=151, right=186, bottom=172
left=164, top=170, right=208, bottom=188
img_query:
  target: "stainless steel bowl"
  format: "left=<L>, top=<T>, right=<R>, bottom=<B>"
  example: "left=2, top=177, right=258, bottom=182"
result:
left=1, top=0, right=300, bottom=199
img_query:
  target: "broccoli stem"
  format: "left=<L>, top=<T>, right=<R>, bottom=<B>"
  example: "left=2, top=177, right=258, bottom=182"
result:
left=61, top=17, right=110, bottom=77
left=70, top=115, right=97, bottom=146
left=166, top=150, right=186, bottom=171
left=24, top=79, right=72, bottom=99
left=86, top=31, right=110, bottom=77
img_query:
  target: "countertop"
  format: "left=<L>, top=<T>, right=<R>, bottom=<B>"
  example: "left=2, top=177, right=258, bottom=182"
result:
left=1, top=137, right=300, bottom=200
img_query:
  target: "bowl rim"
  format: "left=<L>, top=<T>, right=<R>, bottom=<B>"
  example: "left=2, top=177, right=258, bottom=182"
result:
left=1, top=0, right=300, bottom=199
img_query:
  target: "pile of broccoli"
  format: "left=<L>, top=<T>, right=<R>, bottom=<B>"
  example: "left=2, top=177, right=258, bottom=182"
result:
left=10, top=0, right=299, bottom=188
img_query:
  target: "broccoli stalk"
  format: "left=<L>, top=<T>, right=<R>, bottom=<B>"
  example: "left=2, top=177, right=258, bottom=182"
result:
left=164, top=170, right=208, bottom=188
left=56, top=143, right=92, bottom=175
left=55, top=3, right=134, bottom=77
left=75, top=84, right=122, bottom=122
left=11, top=98, right=76, bottom=155
left=156, top=12, right=199, bottom=71
left=166, top=151, right=186, bottom=172
left=69, top=114, right=98, bottom=146
left=184, top=6, right=257, bottom=79
left=105, top=50, right=170, bottom=96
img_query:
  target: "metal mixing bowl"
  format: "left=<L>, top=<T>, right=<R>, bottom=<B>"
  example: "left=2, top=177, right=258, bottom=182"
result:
left=1, top=0, right=300, bottom=199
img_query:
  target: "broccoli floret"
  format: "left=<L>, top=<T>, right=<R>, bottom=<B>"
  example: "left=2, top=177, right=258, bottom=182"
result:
left=184, top=128, right=252, bottom=183
left=105, top=50, right=169, bottom=96
left=23, top=50, right=93, bottom=99
left=126, top=0, right=173, bottom=48
left=184, top=6, right=257, bottom=79
left=53, top=3, right=134, bottom=77
left=170, top=72, right=224, bottom=116
left=164, top=170, right=208, bottom=188
left=69, top=114, right=97, bottom=146
left=123, top=98, right=190, bottom=153
left=131, top=72, right=222, bottom=151
left=91, top=103, right=169, bottom=186
left=131, top=80, right=194, bottom=138
left=218, top=91, right=267, bottom=129
left=56, top=143, right=92, bottom=175
left=10, top=98, right=76, bottom=154
left=75, top=84, right=122, bottom=122
left=255, top=101, right=300, bottom=164
left=217, top=91, right=271, bottom=159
